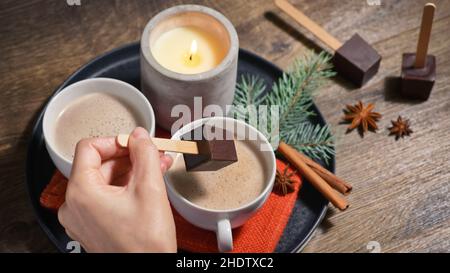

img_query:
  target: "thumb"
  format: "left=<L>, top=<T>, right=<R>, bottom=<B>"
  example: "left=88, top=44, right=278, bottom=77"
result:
left=128, top=127, right=163, bottom=191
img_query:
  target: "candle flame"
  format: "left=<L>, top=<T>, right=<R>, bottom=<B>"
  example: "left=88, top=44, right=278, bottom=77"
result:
left=189, top=40, right=198, bottom=61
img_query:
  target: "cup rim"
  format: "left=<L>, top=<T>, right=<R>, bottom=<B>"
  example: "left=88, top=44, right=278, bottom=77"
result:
left=164, top=116, right=277, bottom=214
left=140, top=4, right=239, bottom=82
left=42, top=77, right=156, bottom=166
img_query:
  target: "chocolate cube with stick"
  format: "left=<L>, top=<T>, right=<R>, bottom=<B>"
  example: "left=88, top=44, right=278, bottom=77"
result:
left=333, top=34, right=381, bottom=87
left=401, top=54, right=436, bottom=100
left=275, top=0, right=381, bottom=87
left=181, top=125, right=237, bottom=172
left=116, top=125, right=238, bottom=172
left=401, top=3, right=436, bottom=100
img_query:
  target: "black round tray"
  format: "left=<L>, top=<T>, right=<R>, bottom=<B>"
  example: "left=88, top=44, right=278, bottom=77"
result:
left=26, top=42, right=333, bottom=253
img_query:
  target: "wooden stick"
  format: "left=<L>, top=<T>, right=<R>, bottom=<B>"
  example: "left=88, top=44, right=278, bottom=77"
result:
left=415, top=3, right=436, bottom=68
left=293, top=149, right=352, bottom=195
left=277, top=141, right=349, bottom=211
left=116, top=134, right=199, bottom=154
left=274, top=0, right=342, bottom=51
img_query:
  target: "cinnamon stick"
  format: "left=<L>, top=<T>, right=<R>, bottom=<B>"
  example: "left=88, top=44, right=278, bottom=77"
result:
left=277, top=141, right=349, bottom=211
left=295, top=150, right=352, bottom=195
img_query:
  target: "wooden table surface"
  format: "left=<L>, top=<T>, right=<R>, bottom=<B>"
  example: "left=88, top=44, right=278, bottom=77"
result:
left=1, top=0, right=449, bottom=253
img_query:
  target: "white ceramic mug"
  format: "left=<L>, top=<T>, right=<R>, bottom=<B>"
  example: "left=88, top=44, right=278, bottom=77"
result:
left=164, top=117, right=276, bottom=252
left=43, top=78, right=156, bottom=178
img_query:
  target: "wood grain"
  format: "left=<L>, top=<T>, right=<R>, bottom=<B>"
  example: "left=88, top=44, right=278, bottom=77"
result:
left=0, top=0, right=449, bottom=253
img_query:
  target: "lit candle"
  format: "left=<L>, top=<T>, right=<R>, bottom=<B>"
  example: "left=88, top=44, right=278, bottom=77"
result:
left=151, top=26, right=227, bottom=74
left=141, top=5, right=239, bottom=130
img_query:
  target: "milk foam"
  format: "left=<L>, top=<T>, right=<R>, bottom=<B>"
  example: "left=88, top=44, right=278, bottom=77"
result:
left=54, top=92, right=143, bottom=159
left=167, top=140, right=268, bottom=210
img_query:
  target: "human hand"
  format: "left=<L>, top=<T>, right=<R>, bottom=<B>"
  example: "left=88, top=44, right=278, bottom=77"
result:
left=58, top=127, right=176, bottom=252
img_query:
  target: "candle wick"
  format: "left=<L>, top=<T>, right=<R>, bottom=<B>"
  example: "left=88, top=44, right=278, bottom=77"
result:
left=189, top=54, right=193, bottom=61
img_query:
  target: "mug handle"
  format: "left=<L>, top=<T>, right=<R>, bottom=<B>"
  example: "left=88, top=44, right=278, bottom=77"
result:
left=216, top=219, right=233, bottom=252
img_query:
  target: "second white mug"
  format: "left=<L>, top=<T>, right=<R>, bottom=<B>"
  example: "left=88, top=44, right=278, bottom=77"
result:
left=164, top=117, right=276, bottom=252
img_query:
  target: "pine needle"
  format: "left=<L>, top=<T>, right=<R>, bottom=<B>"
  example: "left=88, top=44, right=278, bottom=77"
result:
left=283, top=124, right=335, bottom=164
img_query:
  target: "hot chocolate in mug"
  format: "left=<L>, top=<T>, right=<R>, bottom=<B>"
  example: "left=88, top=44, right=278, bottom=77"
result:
left=164, top=117, right=276, bottom=252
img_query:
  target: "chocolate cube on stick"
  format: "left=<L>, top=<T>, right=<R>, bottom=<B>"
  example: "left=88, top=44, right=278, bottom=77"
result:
left=116, top=125, right=238, bottom=172
left=401, top=3, right=436, bottom=100
left=181, top=125, right=237, bottom=172
left=333, top=34, right=381, bottom=87
left=275, top=0, right=381, bottom=87
left=401, top=54, right=436, bottom=100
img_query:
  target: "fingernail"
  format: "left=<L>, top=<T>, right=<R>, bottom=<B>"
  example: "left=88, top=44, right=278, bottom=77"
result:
left=132, top=127, right=149, bottom=139
left=161, top=162, right=169, bottom=173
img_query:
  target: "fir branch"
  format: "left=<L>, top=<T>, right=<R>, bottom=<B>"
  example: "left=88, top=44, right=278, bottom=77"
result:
left=282, top=123, right=335, bottom=164
left=230, top=51, right=336, bottom=163
left=230, top=75, right=267, bottom=121
left=269, top=51, right=335, bottom=134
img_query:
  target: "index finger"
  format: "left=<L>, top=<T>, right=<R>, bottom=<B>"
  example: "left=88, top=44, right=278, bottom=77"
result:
left=72, top=137, right=129, bottom=173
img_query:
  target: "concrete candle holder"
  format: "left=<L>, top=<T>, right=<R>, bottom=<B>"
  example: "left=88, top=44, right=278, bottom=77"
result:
left=140, top=5, right=239, bottom=131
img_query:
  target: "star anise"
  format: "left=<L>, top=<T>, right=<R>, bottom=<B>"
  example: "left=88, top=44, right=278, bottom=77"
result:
left=342, top=101, right=382, bottom=136
left=389, top=116, right=413, bottom=140
left=274, top=164, right=297, bottom=196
